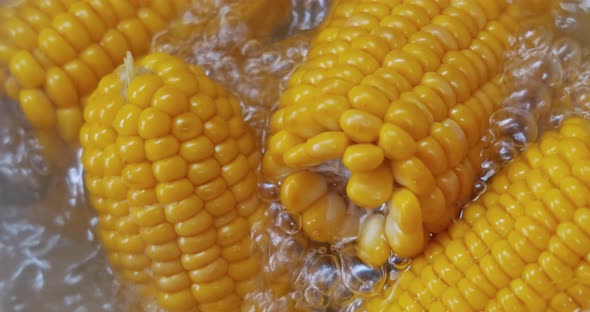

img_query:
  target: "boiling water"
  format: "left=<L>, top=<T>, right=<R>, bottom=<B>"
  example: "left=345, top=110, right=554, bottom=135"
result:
left=1, top=0, right=590, bottom=311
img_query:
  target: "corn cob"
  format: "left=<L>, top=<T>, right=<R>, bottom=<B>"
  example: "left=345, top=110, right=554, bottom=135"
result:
left=81, top=52, right=267, bottom=311
left=365, top=116, right=590, bottom=312
left=4, top=0, right=188, bottom=144
left=263, top=0, right=535, bottom=259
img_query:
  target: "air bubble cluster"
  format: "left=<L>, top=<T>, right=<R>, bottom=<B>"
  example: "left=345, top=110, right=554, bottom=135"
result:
left=481, top=7, right=590, bottom=178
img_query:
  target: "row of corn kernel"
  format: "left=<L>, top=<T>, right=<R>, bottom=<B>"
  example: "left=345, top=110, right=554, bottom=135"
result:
left=81, top=53, right=268, bottom=311
left=266, top=1, right=515, bottom=186
left=265, top=0, right=536, bottom=256
left=365, top=117, right=590, bottom=311
left=281, top=75, right=501, bottom=258
left=266, top=0, right=520, bottom=180
left=5, top=0, right=188, bottom=145
left=279, top=170, right=362, bottom=243
left=0, top=0, right=74, bottom=101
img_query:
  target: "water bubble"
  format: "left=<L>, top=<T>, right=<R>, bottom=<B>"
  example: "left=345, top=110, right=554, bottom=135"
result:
left=503, top=82, right=552, bottom=117
left=305, top=254, right=341, bottom=295
left=276, top=236, right=307, bottom=264
left=472, top=180, right=487, bottom=201
left=389, top=255, right=412, bottom=272
left=573, top=86, right=590, bottom=112
left=340, top=252, right=387, bottom=295
left=543, top=106, right=574, bottom=130
left=540, top=56, right=565, bottom=87
left=552, top=37, right=583, bottom=80
left=492, top=138, right=520, bottom=164
left=342, top=298, right=366, bottom=312
left=490, top=107, right=539, bottom=148
left=517, top=21, right=554, bottom=53
left=329, top=282, right=354, bottom=310
left=303, top=286, right=328, bottom=309
left=275, top=210, right=301, bottom=234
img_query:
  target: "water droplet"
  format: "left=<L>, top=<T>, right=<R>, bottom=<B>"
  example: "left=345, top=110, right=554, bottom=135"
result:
left=305, top=254, right=341, bottom=295
left=552, top=37, right=583, bottom=80
left=275, top=210, right=301, bottom=234
left=389, top=255, right=412, bottom=271
left=517, top=21, right=554, bottom=53
left=472, top=180, right=487, bottom=200
left=490, top=107, right=538, bottom=148
left=303, top=286, right=327, bottom=309
left=340, top=251, right=387, bottom=295
left=492, top=138, right=520, bottom=164
left=276, top=236, right=307, bottom=264
left=504, top=82, right=552, bottom=117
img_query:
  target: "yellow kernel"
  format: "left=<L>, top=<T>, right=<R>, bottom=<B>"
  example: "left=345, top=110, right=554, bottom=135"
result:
left=357, top=214, right=389, bottom=267
left=100, top=29, right=131, bottom=64
left=228, top=255, right=259, bottom=281
left=196, top=177, right=226, bottom=201
left=156, top=178, right=194, bottom=204
left=152, top=85, right=190, bottom=116
left=175, top=210, right=213, bottom=237
left=118, top=19, right=151, bottom=55
left=80, top=44, right=114, bottom=78
left=204, top=116, right=230, bottom=144
left=113, top=104, right=142, bottom=136
left=283, top=105, right=325, bottom=139
left=190, top=94, right=217, bottom=121
left=138, top=107, right=172, bottom=139
left=393, top=157, right=436, bottom=196
left=3, top=17, right=37, bottom=50
left=386, top=100, right=431, bottom=140
left=431, top=119, right=468, bottom=168
left=280, top=171, right=328, bottom=214
left=180, top=136, right=214, bottom=163
left=302, top=192, right=347, bottom=242
left=153, top=156, right=188, bottom=182
left=187, top=158, right=221, bottom=186
left=378, top=123, right=417, bottom=161
left=348, top=85, right=390, bottom=118
left=342, top=144, right=385, bottom=172
left=38, top=28, right=77, bottom=65
left=205, top=191, right=237, bottom=218
left=304, top=132, right=349, bottom=162
left=221, top=155, right=249, bottom=186
left=9, top=50, right=45, bottom=88
left=218, top=217, right=249, bottom=246
left=52, top=13, right=91, bottom=51
left=347, top=164, right=394, bottom=208
left=145, top=135, right=179, bottom=161
left=230, top=171, right=258, bottom=202
left=214, top=139, right=240, bottom=166
left=171, top=112, right=203, bottom=141
left=191, top=276, right=235, bottom=304
left=340, top=109, right=383, bottom=143
left=267, top=130, right=305, bottom=156
left=45, top=66, right=79, bottom=108
left=19, top=90, right=56, bottom=129
left=128, top=73, right=163, bottom=108
left=128, top=189, right=158, bottom=207
left=386, top=189, right=425, bottom=258
left=189, top=258, right=228, bottom=283
left=56, top=107, right=83, bottom=143
left=383, top=50, right=424, bottom=85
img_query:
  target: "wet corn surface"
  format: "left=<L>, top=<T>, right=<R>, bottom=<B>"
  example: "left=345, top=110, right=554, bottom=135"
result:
left=1, top=0, right=590, bottom=311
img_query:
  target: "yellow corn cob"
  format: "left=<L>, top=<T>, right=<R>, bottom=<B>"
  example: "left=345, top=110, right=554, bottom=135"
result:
left=4, top=0, right=188, bottom=144
left=264, top=0, right=536, bottom=259
left=81, top=52, right=268, bottom=311
left=365, top=116, right=590, bottom=312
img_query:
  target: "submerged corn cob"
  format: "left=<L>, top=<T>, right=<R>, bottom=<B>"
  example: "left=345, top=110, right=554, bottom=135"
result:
left=365, top=116, right=590, bottom=312
left=81, top=53, right=267, bottom=311
left=4, top=0, right=188, bottom=144
left=0, top=0, right=73, bottom=97
left=264, top=0, right=532, bottom=259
